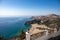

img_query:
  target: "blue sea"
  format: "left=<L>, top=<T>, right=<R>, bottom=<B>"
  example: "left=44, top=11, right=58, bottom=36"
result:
left=0, top=17, right=32, bottom=38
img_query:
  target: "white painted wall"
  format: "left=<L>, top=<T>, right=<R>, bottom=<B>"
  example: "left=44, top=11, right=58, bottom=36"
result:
left=26, top=32, right=30, bottom=40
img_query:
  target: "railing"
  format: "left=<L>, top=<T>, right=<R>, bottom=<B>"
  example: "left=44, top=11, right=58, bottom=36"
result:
left=25, top=29, right=60, bottom=40
left=35, top=29, right=60, bottom=40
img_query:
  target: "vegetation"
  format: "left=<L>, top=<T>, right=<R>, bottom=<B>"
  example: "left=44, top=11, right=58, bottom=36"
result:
left=26, top=14, right=60, bottom=29
left=17, top=29, right=26, bottom=40
left=0, top=35, right=4, bottom=40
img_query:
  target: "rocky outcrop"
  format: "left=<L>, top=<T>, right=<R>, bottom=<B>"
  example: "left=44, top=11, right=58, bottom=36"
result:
left=25, top=19, right=41, bottom=25
left=25, top=14, right=60, bottom=29
left=24, top=14, right=60, bottom=40
left=25, top=14, right=60, bottom=31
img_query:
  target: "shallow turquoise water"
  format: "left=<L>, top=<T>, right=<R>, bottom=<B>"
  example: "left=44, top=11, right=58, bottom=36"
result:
left=0, top=17, right=31, bottom=38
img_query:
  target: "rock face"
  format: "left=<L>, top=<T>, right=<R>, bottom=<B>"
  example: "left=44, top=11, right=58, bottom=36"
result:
left=31, top=14, right=60, bottom=22
left=25, top=14, right=60, bottom=28
left=47, top=14, right=59, bottom=21
left=25, top=14, right=60, bottom=30
left=40, top=16, right=49, bottom=23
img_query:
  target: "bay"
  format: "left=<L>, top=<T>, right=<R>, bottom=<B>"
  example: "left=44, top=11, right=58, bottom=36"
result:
left=0, top=17, right=32, bottom=38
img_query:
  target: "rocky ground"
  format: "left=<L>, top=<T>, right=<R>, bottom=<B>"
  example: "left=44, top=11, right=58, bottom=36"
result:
left=48, top=35, right=60, bottom=40
left=25, top=14, right=60, bottom=40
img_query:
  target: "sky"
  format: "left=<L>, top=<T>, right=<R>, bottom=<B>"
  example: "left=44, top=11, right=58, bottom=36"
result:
left=0, top=0, right=60, bottom=17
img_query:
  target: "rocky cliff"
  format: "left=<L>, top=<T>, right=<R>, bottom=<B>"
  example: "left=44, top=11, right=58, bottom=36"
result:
left=25, top=14, right=60, bottom=30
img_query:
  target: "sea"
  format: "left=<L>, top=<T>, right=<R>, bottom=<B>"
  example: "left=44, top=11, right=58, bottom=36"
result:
left=0, top=17, right=32, bottom=38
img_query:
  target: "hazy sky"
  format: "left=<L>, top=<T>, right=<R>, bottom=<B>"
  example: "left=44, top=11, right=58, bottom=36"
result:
left=0, top=0, right=60, bottom=17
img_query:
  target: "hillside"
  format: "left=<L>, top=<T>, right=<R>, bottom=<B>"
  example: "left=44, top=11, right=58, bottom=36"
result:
left=25, top=14, right=60, bottom=29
